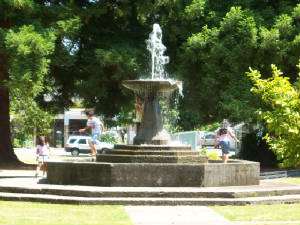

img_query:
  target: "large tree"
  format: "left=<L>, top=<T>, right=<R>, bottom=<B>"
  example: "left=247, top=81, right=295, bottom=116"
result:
left=0, top=1, right=61, bottom=164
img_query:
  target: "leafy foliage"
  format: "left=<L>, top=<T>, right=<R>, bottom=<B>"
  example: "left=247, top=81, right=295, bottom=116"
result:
left=247, top=65, right=300, bottom=168
left=6, top=25, right=56, bottom=136
left=99, top=133, right=118, bottom=144
left=178, top=3, right=299, bottom=128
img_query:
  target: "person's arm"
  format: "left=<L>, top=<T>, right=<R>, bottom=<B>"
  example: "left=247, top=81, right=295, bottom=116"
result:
left=228, top=130, right=239, bottom=143
left=78, top=126, right=89, bottom=133
left=79, top=123, right=94, bottom=133
left=100, top=123, right=105, bottom=136
left=46, top=143, right=51, bottom=155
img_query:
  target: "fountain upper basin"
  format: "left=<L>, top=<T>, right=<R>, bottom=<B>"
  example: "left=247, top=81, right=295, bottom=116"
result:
left=122, top=80, right=182, bottom=98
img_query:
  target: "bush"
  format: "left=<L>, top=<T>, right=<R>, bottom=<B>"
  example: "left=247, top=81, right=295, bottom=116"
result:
left=13, top=138, right=22, bottom=148
left=248, top=65, right=300, bottom=168
left=207, top=152, right=220, bottom=160
left=100, top=133, right=118, bottom=144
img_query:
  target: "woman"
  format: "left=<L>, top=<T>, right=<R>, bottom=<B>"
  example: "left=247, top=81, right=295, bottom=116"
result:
left=35, top=135, right=51, bottom=177
left=214, top=120, right=239, bottom=163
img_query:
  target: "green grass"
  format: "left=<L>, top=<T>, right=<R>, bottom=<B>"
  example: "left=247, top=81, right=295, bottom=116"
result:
left=211, top=203, right=300, bottom=222
left=16, top=154, right=37, bottom=165
left=0, top=201, right=133, bottom=225
left=274, top=177, right=300, bottom=184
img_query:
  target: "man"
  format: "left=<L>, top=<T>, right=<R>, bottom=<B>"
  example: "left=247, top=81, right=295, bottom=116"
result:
left=78, top=111, right=104, bottom=156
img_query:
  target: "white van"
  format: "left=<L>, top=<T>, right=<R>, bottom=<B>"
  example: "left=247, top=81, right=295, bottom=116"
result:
left=65, top=135, right=114, bottom=156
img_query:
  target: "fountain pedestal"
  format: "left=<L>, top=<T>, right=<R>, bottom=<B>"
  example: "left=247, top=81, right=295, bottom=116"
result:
left=122, top=80, right=181, bottom=145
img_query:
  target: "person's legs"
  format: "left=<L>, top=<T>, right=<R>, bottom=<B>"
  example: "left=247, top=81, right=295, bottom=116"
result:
left=222, top=153, right=229, bottom=163
left=35, top=162, right=42, bottom=177
left=42, top=161, right=48, bottom=176
left=220, top=141, right=230, bottom=163
left=88, top=140, right=97, bottom=155
left=136, top=122, right=140, bottom=135
left=89, top=133, right=100, bottom=156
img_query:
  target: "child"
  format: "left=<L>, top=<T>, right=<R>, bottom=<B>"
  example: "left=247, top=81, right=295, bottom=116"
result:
left=35, top=135, right=51, bottom=177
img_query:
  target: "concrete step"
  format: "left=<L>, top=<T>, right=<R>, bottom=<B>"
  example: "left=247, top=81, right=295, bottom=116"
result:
left=0, top=192, right=299, bottom=205
left=0, top=180, right=299, bottom=199
left=114, top=145, right=192, bottom=151
left=96, top=154, right=208, bottom=163
left=107, top=149, right=201, bottom=156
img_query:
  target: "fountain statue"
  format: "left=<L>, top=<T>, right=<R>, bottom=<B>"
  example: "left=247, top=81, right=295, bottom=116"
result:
left=122, top=24, right=181, bottom=145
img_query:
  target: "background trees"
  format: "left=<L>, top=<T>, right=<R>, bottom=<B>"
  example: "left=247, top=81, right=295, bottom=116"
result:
left=178, top=2, right=299, bottom=128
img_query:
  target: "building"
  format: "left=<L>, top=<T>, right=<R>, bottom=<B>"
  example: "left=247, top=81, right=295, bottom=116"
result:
left=52, top=108, right=88, bottom=147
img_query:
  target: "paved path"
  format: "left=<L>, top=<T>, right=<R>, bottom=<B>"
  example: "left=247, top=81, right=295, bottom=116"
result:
left=125, top=205, right=229, bottom=225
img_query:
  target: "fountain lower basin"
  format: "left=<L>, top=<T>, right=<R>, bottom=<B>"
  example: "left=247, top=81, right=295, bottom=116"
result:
left=47, top=144, right=260, bottom=187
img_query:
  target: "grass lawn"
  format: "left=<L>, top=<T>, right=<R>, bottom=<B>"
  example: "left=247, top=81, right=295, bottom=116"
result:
left=211, top=203, right=300, bottom=222
left=16, top=154, right=37, bottom=165
left=274, top=177, right=300, bottom=185
left=0, top=201, right=133, bottom=225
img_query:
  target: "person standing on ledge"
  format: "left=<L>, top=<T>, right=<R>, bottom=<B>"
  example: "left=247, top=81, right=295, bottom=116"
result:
left=214, top=120, right=239, bottom=163
left=134, top=95, right=144, bottom=135
left=78, top=111, right=104, bottom=156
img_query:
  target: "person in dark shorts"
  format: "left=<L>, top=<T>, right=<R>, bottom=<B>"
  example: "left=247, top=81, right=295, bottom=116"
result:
left=214, top=120, right=239, bottom=163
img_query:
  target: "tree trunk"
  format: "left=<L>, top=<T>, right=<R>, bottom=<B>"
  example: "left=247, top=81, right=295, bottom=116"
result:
left=0, top=57, right=19, bottom=165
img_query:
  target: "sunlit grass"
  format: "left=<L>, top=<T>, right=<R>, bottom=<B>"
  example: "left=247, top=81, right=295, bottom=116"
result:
left=211, top=204, right=300, bottom=222
left=273, top=177, right=300, bottom=184
left=0, top=201, right=133, bottom=225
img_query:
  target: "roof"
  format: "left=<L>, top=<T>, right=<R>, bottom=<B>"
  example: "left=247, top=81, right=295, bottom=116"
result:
left=55, top=108, right=87, bottom=120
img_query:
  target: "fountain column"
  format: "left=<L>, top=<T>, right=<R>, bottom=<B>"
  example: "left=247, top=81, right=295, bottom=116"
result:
left=122, top=80, right=180, bottom=145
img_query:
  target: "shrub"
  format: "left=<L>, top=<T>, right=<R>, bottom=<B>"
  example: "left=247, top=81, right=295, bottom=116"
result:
left=100, top=133, right=118, bottom=144
left=247, top=65, right=300, bottom=168
left=207, top=152, right=220, bottom=160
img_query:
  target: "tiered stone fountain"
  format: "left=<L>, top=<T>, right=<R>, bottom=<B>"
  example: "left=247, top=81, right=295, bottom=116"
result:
left=47, top=24, right=259, bottom=187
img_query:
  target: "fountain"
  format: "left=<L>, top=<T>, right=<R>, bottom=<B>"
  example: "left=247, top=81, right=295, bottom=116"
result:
left=47, top=24, right=259, bottom=187
left=123, top=24, right=181, bottom=145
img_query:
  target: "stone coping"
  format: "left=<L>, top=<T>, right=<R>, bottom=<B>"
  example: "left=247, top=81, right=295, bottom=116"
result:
left=105, top=149, right=200, bottom=156
left=114, top=144, right=191, bottom=151
left=96, top=154, right=208, bottom=163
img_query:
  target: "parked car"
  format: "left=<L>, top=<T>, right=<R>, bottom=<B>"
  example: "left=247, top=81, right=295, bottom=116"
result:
left=65, top=135, right=114, bottom=156
left=201, top=132, right=218, bottom=147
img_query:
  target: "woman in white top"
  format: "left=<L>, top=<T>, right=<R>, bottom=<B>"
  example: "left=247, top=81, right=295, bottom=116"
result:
left=214, top=120, right=239, bottom=163
left=35, top=135, right=51, bottom=177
